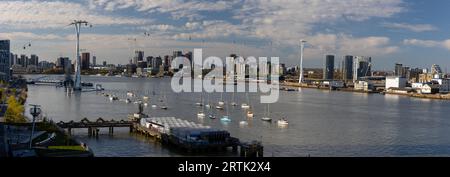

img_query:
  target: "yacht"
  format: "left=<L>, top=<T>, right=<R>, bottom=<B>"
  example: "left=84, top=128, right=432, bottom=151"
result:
left=277, top=118, right=289, bottom=126
left=208, top=115, right=216, bottom=119
left=125, top=98, right=131, bottom=103
left=261, top=117, right=272, bottom=122
left=246, top=110, right=254, bottom=118
left=239, top=121, right=248, bottom=126
left=220, top=116, right=231, bottom=122
left=241, top=103, right=250, bottom=109
left=197, top=111, right=205, bottom=118
left=215, top=105, right=224, bottom=110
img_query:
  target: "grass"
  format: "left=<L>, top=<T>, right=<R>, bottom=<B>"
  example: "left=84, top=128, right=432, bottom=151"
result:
left=47, top=145, right=86, bottom=151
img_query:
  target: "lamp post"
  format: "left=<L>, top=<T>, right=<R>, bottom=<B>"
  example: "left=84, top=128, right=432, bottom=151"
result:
left=29, top=104, right=41, bottom=149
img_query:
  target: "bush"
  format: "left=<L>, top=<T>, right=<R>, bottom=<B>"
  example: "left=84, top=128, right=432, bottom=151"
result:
left=5, top=95, right=27, bottom=123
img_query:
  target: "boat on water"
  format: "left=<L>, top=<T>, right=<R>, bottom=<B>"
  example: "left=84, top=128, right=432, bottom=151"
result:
left=241, top=103, right=250, bottom=109
left=143, top=96, right=149, bottom=101
left=231, top=102, right=237, bottom=106
left=109, top=95, right=118, bottom=101
left=197, top=111, right=205, bottom=118
left=205, top=104, right=211, bottom=109
left=151, top=104, right=158, bottom=108
left=277, top=118, right=289, bottom=126
left=195, top=102, right=203, bottom=106
left=208, top=115, right=216, bottom=119
left=261, top=104, right=272, bottom=122
left=218, top=101, right=225, bottom=106
left=215, top=105, right=224, bottom=110
left=239, top=121, right=248, bottom=126
left=247, top=110, right=254, bottom=118
left=160, top=105, right=168, bottom=110
left=125, top=98, right=131, bottom=103
left=127, top=92, right=134, bottom=97
left=220, top=116, right=231, bottom=122
left=143, top=102, right=148, bottom=107
left=261, top=117, right=272, bottom=122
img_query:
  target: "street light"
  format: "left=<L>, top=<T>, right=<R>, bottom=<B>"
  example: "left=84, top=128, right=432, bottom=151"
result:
left=29, top=104, right=41, bottom=149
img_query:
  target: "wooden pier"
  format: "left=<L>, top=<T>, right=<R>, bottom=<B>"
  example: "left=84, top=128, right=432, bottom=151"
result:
left=56, top=118, right=133, bottom=137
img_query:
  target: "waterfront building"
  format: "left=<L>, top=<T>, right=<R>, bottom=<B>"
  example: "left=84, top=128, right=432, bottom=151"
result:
left=323, top=55, right=334, bottom=80
left=353, top=56, right=372, bottom=82
left=412, top=82, right=440, bottom=94
left=102, top=61, right=107, bottom=66
left=386, top=76, right=407, bottom=90
left=342, top=55, right=353, bottom=82
left=419, top=73, right=434, bottom=83
left=431, top=78, right=450, bottom=93
left=0, top=40, right=11, bottom=82
left=81, top=52, right=90, bottom=70
left=354, top=80, right=373, bottom=92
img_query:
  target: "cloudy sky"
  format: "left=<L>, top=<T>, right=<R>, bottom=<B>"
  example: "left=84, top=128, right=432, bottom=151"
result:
left=1, top=0, right=449, bottom=70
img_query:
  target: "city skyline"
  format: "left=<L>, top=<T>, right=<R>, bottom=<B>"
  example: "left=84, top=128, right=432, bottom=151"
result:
left=1, top=0, right=450, bottom=70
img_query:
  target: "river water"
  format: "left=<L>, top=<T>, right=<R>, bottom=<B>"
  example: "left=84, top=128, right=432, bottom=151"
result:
left=24, top=75, right=450, bottom=157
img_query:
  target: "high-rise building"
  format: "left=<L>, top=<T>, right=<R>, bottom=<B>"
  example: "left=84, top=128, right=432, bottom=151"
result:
left=103, top=61, right=107, bottom=66
left=56, top=57, right=70, bottom=71
left=342, top=55, right=353, bottom=82
left=81, top=52, right=90, bottom=70
left=18, top=55, right=27, bottom=67
left=29, top=54, right=39, bottom=66
left=353, top=56, right=372, bottom=82
left=0, top=40, right=11, bottom=82
left=323, top=55, right=334, bottom=80
left=133, top=50, right=144, bottom=64
left=92, top=56, right=97, bottom=67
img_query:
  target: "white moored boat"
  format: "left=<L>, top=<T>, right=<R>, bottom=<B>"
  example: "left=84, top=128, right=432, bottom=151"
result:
left=277, top=118, right=289, bottom=126
left=241, top=103, right=250, bottom=109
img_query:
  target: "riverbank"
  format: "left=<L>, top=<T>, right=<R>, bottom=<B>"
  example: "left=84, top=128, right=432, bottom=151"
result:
left=281, top=81, right=450, bottom=101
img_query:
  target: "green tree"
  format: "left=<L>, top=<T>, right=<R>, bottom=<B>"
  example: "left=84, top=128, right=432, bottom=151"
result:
left=5, top=95, right=26, bottom=123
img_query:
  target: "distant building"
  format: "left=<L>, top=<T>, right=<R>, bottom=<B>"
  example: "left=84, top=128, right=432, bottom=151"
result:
left=102, top=61, right=107, bottom=66
left=0, top=40, right=11, bottom=82
left=342, top=55, right=353, bottom=82
left=323, top=55, right=334, bottom=80
left=431, top=64, right=442, bottom=75
left=92, top=56, right=96, bottom=67
left=134, top=50, right=144, bottom=64
left=386, top=76, right=407, bottom=90
left=81, top=52, right=90, bottom=70
left=29, top=54, right=39, bottom=66
left=419, top=73, right=434, bottom=83
left=353, top=56, right=372, bottom=82
left=56, top=57, right=70, bottom=71
left=431, top=78, right=450, bottom=93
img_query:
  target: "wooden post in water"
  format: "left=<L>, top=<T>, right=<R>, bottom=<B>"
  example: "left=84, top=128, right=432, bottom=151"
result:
left=88, top=127, right=92, bottom=137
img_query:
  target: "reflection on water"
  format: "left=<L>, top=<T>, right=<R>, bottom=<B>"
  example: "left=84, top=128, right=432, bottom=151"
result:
left=24, top=75, right=450, bottom=157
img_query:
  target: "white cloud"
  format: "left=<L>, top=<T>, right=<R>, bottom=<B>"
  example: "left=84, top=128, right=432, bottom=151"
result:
left=383, top=22, right=437, bottom=32
left=0, top=32, right=63, bottom=40
left=0, top=1, right=150, bottom=29
left=403, top=39, right=450, bottom=50
left=90, top=0, right=236, bottom=20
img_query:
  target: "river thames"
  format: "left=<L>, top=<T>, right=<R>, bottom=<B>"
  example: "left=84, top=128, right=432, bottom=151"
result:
left=24, top=75, right=450, bottom=157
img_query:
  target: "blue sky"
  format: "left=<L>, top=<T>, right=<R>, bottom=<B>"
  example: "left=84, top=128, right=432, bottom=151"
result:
left=0, top=0, right=449, bottom=71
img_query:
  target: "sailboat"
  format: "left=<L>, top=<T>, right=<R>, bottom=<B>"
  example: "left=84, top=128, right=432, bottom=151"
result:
left=205, top=93, right=211, bottom=109
left=197, top=93, right=205, bottom=118
left=196, top=92, right=203, bottom=106
left=277, top=118, right=289, bottom=126
left=241, top=92, right=250, bottom=109
left=221, top=102, right=231, bottom=122
left=218, top=92, right=225, bottom=106
left=230, top=91, right=237, bottom=106
left=160, top=90, right=168, bottom=110
left=261, top=104, right=272, bottom=122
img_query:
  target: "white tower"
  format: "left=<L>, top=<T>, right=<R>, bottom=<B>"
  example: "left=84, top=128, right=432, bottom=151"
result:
left=69, top=20, right=91, bottom=91
left=299, top=40, right=307, bottom=84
